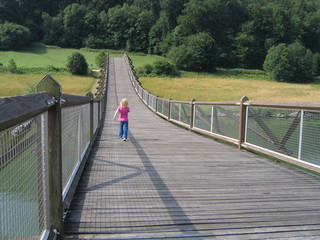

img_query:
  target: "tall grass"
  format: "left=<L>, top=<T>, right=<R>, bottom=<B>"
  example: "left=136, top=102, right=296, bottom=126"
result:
left=138, top=75, right=320, bottom=103
left=0, top=73, right=97, bottom=97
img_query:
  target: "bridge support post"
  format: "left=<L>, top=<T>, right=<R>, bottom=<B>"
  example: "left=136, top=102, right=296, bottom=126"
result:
left=36, top=75, right=63, bottom=239
left=238, top=96, right=249, bottom=150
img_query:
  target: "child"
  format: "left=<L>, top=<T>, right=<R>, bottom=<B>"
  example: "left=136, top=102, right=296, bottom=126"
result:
left=113, top=98, right=130, bottom=141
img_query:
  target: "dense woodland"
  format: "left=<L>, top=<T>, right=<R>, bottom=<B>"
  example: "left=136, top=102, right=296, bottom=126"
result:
left=1, top=0, right=320, bottom=82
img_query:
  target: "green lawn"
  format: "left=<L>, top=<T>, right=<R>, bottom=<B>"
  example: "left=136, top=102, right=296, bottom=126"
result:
left=0, top=42, right=102, bottom=68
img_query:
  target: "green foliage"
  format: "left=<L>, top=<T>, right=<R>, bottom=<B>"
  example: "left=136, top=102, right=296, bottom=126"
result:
left=23, top=83, right=36, bottom=94
left=8, top=59, right=18, bottom=73
left=148, top=16, right=170, bottom=54
left=95, top=51, right=107, bottom=68
left=312, top=53, right=320, bottom=76
left=136, top=59, right=180, bottom=77
left=263, top=42, right=314, bottom=83
left=2, top=0, right=320, bottom=78
left=0, top=22, right=31, bottom=50
left=168, top=32, right=217, bottom=72
left=67, top=53, right=88, bottom=75
left=152, top=60, right=180, bottom=76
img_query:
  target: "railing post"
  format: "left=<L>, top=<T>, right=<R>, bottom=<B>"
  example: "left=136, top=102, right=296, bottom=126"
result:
left=238, top=96, right=249, bottom=150
left=86, top=92, right=94, bottom=144
left=36, top=75, right=63, bottom=239
left=155, top=96, right=158, bottom=113
left=190, top=99, right=196, bottom=130
left=168, top=98, right=172, bottom=121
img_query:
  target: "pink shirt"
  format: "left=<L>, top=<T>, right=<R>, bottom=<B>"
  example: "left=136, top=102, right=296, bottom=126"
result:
left=117, top=106, right=130, bottom=121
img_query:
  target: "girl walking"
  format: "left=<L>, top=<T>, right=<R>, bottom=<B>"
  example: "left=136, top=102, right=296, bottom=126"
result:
left=113, top=98, right=130, bottom=141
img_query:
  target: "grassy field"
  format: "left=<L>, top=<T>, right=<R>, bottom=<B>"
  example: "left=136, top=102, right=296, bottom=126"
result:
left=1, top=43, right=320, bottom=102
left=0, top=73, right=97, bottom=97
left=0, top=42, right=102, bottom=68
left=138, top=72, right=320, bottom=102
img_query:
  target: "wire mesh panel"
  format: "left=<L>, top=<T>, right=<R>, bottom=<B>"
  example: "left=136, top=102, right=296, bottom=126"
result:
left=142, top=89, right=148, bottom=103
left=157, top=99, right=169, bottom=117
left=93, top=102, right=99, bottom=134
left=0, top=113, right=48, bottom=239
left=170, top=103, right=190, bottom=125
left=246, top=107, right=301, bottom=159
left=300, top=111, right=320, bottom=166
left=194, top=105, right=212, bottom=132
left=194, top=105, right=240, bottom=140
left=149, top=94, right=156, bottom=111
left=61, top=104, right=90, bottom=194
left=137, top=85, right=143, bottom=99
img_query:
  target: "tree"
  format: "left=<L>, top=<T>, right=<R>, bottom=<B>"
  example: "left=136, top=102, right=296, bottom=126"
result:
left=168, top=32, right=217, bottom=72
left=263, top=42, right=313, bottom=83
left=61, top=4, right=89, bottom=48
left=67, top=53, right=88, bottom=75
left=234, top=33, right=263, bottom=69
left=312, top=53, right=320, bottom=76
left=0, top=22, right=31, bottom=50
left=107, top=4, right=139, bottom=49
left=42, top=13, right=64, bottom=46
left=160, top=0, right=188, bottom=29
left=148, top=16, right=170, bottom=54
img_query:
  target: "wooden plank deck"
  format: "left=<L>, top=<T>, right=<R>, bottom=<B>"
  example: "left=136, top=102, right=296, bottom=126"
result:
left=64, top=58, right=320, bottom=239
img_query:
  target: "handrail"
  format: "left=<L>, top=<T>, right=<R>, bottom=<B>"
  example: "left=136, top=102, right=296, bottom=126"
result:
left=0, top=55, right=109, bottom=240
left=123, top=53, right=320, bottom=175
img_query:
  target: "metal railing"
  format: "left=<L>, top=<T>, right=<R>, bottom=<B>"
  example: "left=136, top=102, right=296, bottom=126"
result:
left=124, top=53, right=320, bottom=174
left=0, top=55, right=108, bottom=240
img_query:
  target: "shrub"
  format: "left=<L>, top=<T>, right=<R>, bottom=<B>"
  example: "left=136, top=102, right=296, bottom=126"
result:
left=67, top=53, right=88, bottom=75
left=136, top=60, right=179, bottom=77
left=263, top=42, right=314, bottom=83
left=95, top=51, right=107, bottom=68
left=24, top=83, right=36, bottom=94
left=152, top=60, right=180, bottom=77
left=136, top=64, right=154, bottom=75
left=8, top=59, right=18, bottom=73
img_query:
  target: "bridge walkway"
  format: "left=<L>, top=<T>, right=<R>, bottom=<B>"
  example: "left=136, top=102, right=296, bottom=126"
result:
left=64, top=57, right=320, bottom=239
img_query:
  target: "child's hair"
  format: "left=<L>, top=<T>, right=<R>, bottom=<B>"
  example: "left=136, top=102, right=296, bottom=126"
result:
left=120, top=98, right=128, bottom=107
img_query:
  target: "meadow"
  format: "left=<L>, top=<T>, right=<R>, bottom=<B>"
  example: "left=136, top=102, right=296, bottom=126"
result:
left=138, top=73, right=320, bottom=102
left=1, top=43, right=320, bottom=102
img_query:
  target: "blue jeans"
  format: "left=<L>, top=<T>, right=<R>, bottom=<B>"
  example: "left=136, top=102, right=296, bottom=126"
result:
left=119, top=121, right=128, bottom=139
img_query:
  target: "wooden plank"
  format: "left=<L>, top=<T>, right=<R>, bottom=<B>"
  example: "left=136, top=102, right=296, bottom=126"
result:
left=64, top=58, right=320, bottom=239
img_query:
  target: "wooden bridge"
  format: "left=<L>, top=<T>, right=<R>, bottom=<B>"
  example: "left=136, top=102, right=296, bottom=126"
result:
left=63, top=58, right=320, bottom=239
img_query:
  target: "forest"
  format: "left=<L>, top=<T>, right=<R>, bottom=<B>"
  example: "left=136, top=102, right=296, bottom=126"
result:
left=1, top=0, right=320, bottom=82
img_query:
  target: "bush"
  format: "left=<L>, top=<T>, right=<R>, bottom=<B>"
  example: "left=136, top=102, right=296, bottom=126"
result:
left=136, top=64, right=154, bottom=75
left=67, top=53, right=88, bottom=75
left=137, top=60, right=179, bottom=77
left=95, top=51, right=107, bottom=68
left=152, top=60, right=180, bottom=77
left=8, top=59, right=18, bottom=73
left=0, top=22, right=31, bottom=50
left=263, top=42, right=314, bottom=83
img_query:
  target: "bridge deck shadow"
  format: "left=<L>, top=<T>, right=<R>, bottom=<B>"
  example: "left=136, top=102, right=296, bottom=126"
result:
left=64, top=58, right=320, bottom=239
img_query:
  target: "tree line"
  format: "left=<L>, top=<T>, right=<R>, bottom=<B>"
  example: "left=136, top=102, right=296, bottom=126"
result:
left=1, top=0, right=320, bottom=82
